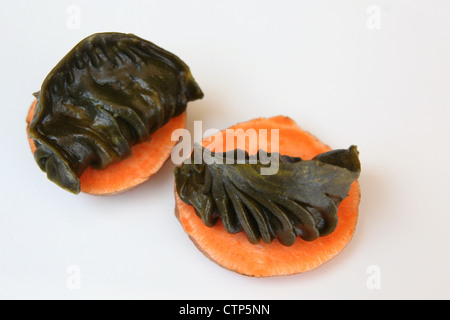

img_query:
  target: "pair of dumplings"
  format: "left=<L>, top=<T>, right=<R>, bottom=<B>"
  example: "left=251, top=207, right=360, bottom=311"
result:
left=28, top=32, right=361, bottom=276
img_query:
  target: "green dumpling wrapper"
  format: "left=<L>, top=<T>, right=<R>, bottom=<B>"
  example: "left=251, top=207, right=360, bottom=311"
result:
left=30, top=32, right=203, bottom=193
left=175, top=146, right=361, bottom=246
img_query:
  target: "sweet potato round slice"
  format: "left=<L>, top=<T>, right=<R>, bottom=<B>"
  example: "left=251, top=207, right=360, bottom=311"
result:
left=174, top=116, right=361, bottom=277
left=27, top=100, right=186, bottom=195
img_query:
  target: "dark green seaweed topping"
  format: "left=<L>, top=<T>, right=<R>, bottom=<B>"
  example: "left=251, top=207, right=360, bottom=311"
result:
left=30, top=32, right=203, bottom=193
left=174, top=146, right=360, bottom=246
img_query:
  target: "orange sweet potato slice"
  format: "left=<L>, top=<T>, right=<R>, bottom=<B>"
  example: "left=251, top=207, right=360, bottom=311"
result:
left=26, top=100, right=186, bottom=195
left=174, top=116, right=360, bottom=277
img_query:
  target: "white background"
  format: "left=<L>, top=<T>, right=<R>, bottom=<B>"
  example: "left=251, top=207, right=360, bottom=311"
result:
left=0, top=0, right=449, bottom=300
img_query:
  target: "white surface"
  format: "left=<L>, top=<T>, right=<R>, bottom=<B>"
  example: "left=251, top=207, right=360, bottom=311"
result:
left=0, top=0, right=449, bottom=300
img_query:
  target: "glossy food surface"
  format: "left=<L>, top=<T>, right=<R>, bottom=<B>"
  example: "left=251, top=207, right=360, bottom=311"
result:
left=29, top=32, right=203, bottom=193
left=175, top=146, right=360, bottom=246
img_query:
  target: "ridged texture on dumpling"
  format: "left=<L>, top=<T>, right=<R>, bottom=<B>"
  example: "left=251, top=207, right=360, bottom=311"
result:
left=30, top=32, right=203, bottom=193
left=175, top=146, right=360, bottom=246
